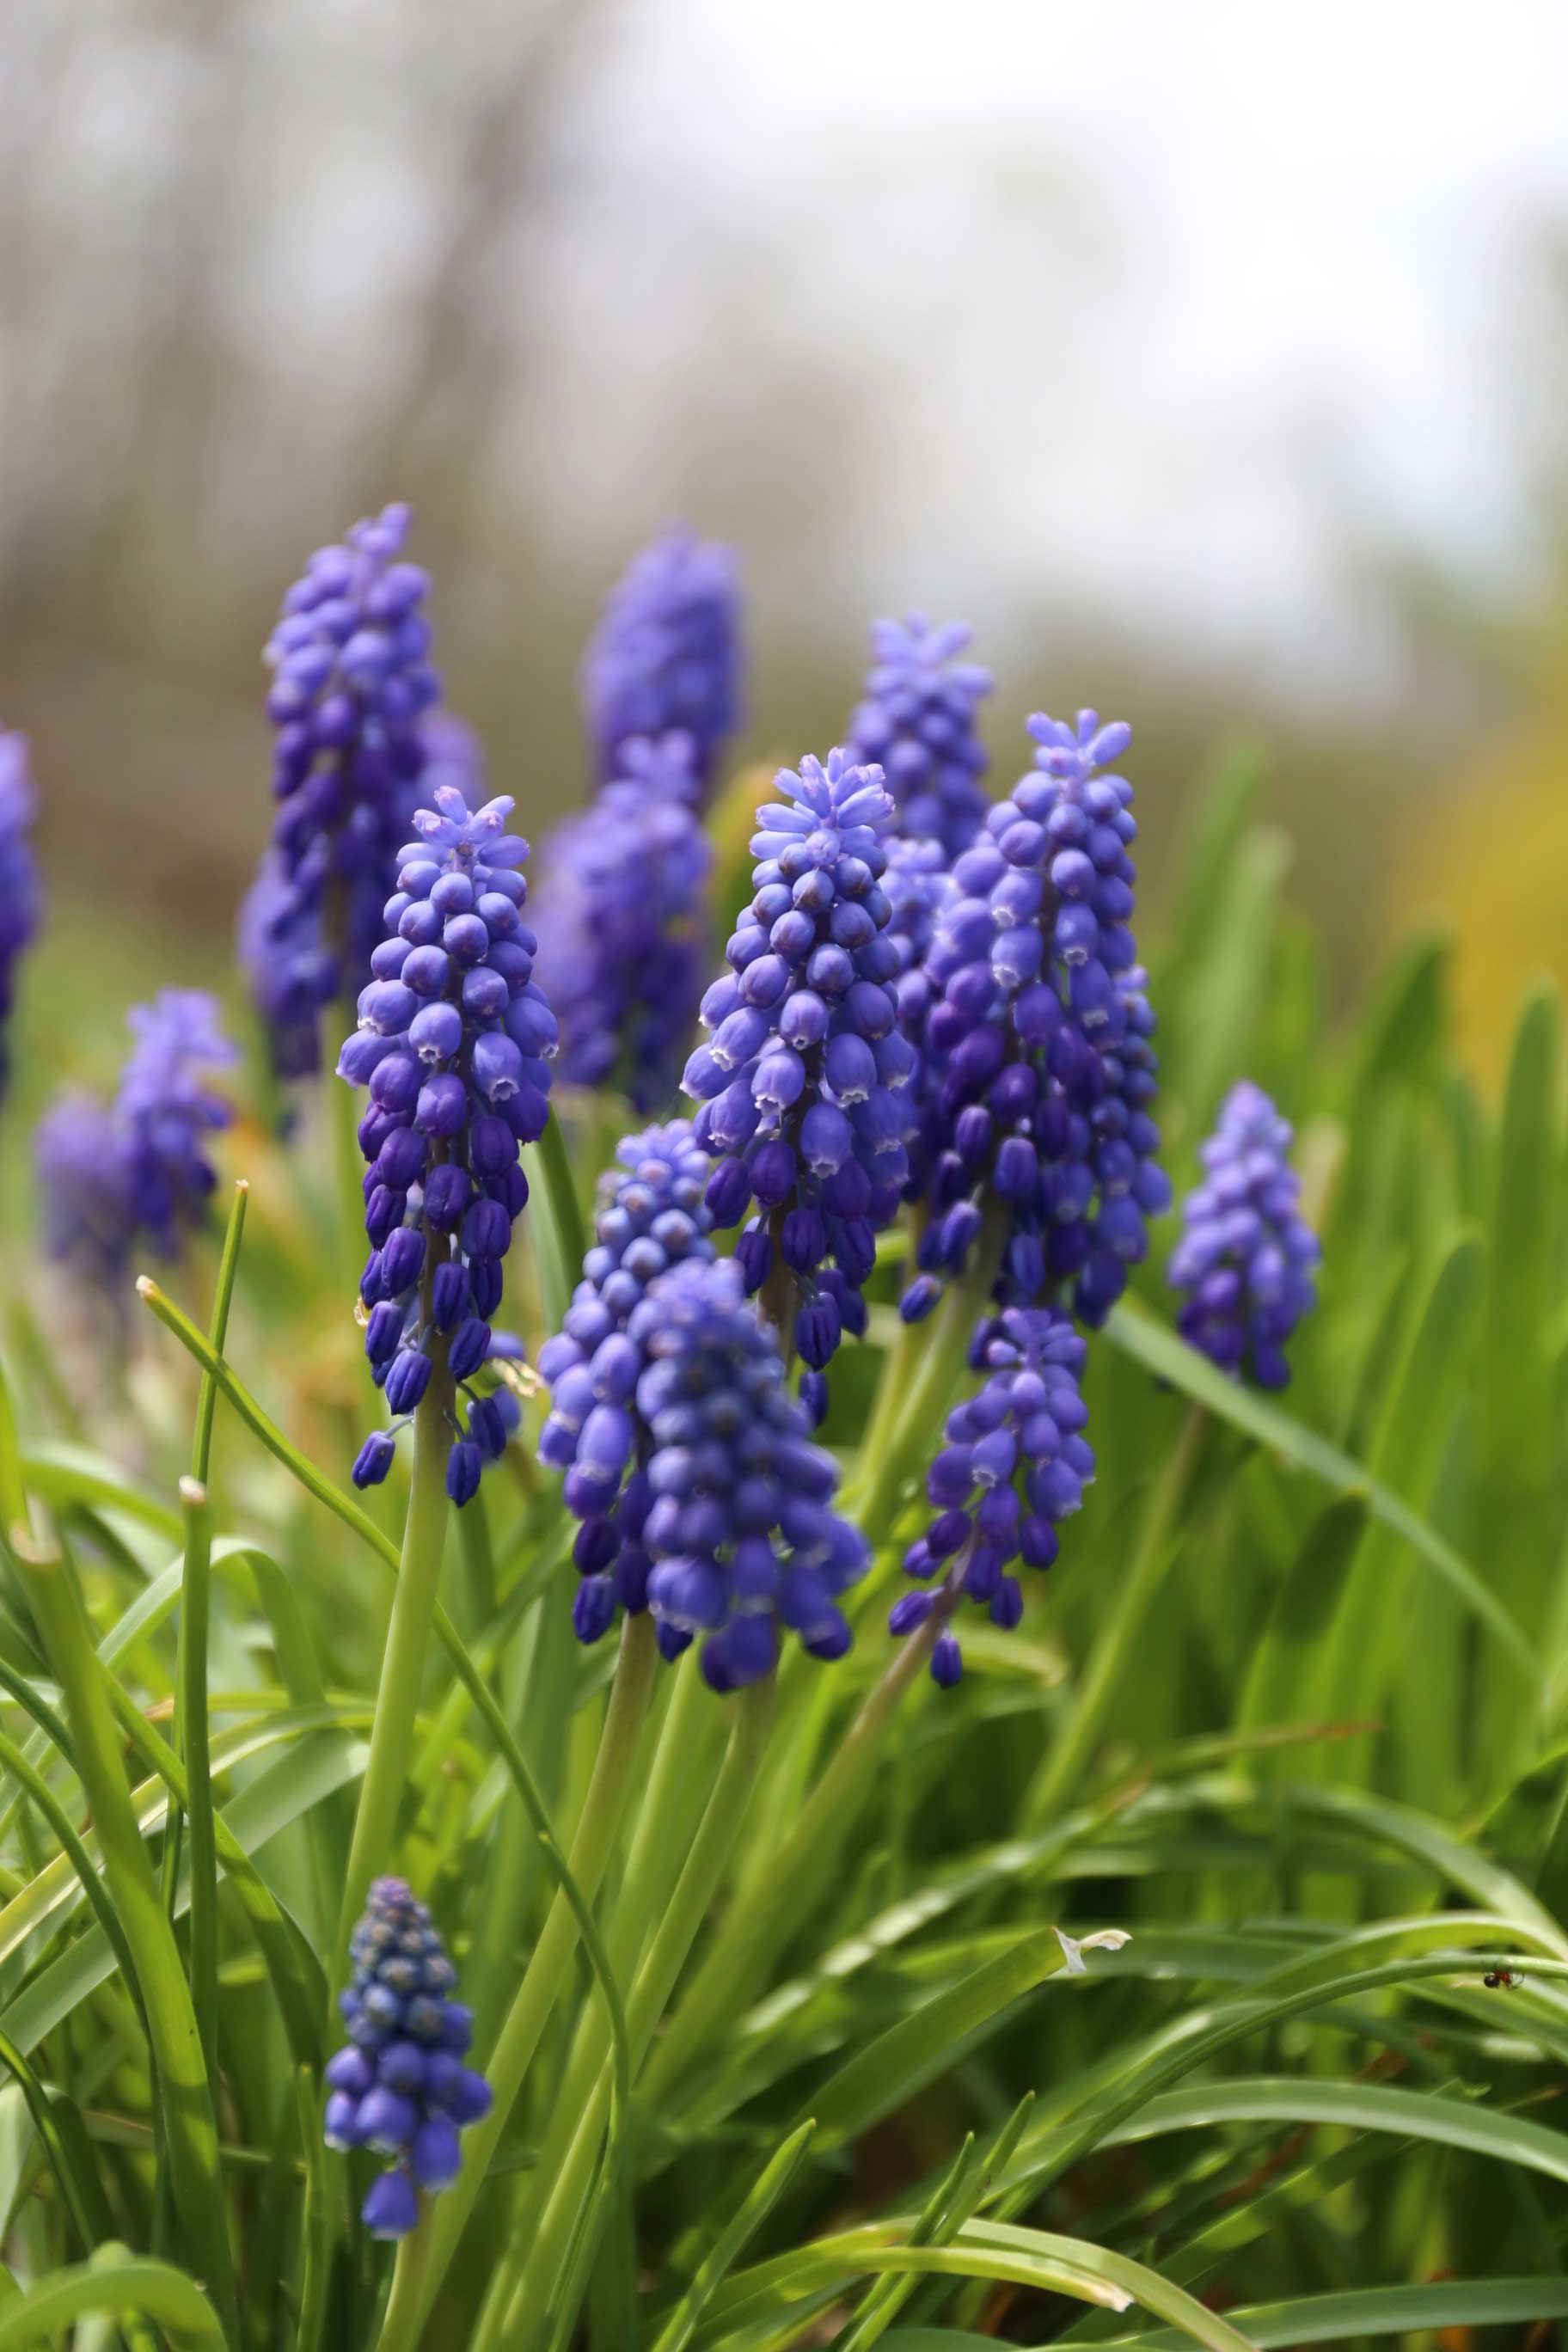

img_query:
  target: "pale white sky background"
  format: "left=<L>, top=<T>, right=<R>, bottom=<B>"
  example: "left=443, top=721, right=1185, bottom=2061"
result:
left=524, top=0, right=1568, bottom=692
left=9, top=0, right=1568, bottom=715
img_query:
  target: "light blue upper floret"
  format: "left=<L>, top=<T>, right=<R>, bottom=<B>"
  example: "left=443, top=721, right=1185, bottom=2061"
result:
left=0, top=731, right=41, bottom=1104
left=683, top=750, right=915, bottom=1390
left=323, top=1876, right=491, bottom=2239
left=534, top=733, right=714, bottom=1109
left=581, top=528, right=743, bottom=796
left=337, top=782, right=555, bottom=1504
left=891, top=1305, right=1093, bottom=1686
left=845, top=613, right=994, bottom=861
left=545, top=1250, right=867, bottom=1688
left=1169, top=1081, right=1319, bottom=1389
left=899, top=709, right=1169, bottom=1329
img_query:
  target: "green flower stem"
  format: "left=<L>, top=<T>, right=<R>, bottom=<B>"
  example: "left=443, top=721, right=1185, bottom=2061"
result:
left=330, top=1357, right=455, bottom=2004
left=842, top=1234, right=1004, bottom=1553
left=168, top=1184, right=247, bottom=2081
left=640, top=1607, right=944, bottom=2108
left=11, top=1530, right=238, bottom=2346
left=498, top=1656, right=722, bottom=2267
left=175, top=1478, right=219, bottom=2090
left=1024, top=1403, right=1208, bottom=1825
left=381, top=1610, right=659, bottom=2352
left=494, top=1675, right=778, bottom=2342
left=532, top=1109, right=589, bottom=1336
left=161, top=1183, right=246, bottom=1940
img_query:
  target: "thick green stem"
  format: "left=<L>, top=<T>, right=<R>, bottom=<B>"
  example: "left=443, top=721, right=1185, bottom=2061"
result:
left=842, top=1242, right=1002, bottom=1550
left=330, top=1362, right=455, bottom=2001
left=498, top=1657, right=720, bottom=2267
left=177, top=1478, right=220, bottom=2091
left=14, top=1532, right=238, bottom=2345
left=378, top=1612, right=659, bottom=2352
left=640, top=1610, right=942, bottom=2108
left=1025, top=1404, right=1208, bottom=1823
left=496, top=1676, right=778, bottom=2342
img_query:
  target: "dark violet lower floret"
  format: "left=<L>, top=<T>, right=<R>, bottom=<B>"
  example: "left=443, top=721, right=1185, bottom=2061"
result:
left=898, top=710, right=1170, bottom=1330
left=581, top=527, right=743, bottom=797
left=339, top=781, right=554, bottom=1503
left=324, top=1877, right=491, bottom=2238
left=843, top=613, right=993, bottom=861
left=683, top=749, right=914, bottom=1415
left=534, top=733, right=713, bottom=1109
left=891, top=1306, right=1093, bottom=1685
left=1168, top=1081, right=1319, bottom=1388
left=543, top=1253, right=867, bottom=1685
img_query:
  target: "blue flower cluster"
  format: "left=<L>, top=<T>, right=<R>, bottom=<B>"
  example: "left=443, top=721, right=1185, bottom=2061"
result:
left=683, top=751, right=914, bottom=1408
left=0, top=731, right=41, bottom=1104
left=538, top=1122, right=717, bottom=1638
left=37, top=990, right=236, bottom=1289
left=883, top=833, right=955, bottom=1200
left=581, top=528, right=743, bottom=796
left=845, top=615, right=993, bottom=861
left=242, top=505, right=441, bottom=1077
left=544, top=1253, right=867, bottom=1687
left=899, top=711, right=1169, bottom=1330
left=339, top=783, right=554, bottom=1504
left=1169, top=1081, right=1319, bottom=1387
left=891, top=1308, right=1093, bottom=1685
left=535, top=734, right=713, bottom=1109
left=323, top=1877, right=491, bottom=2239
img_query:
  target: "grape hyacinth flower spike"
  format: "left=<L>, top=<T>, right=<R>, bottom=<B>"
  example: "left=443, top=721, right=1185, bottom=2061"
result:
left=339, top=781, right=555, bottom=1502
left=537, top=1121, right=716, bottom=1638
left=324, top=1877, right=492, bottom=2238
left=582, top=527, right=743, bottom=797
left=36, top=989, right=236, bottom=1289
left=900, top=710, right=1169, bottom=1331
left=0, top=730, right=41, bottom=1105
left=240, top=504, right=441, bottom=1078
left=534, top=732, right=713, bottom=1107
left=1168, top=1081, right=1319, bottom=1387
left=543, top=1253, right=868, bottom=1686
left=683, top=749, right=915, bottom=1418
left=891, top=1308, right=1093, bottom=1685
left=845, top=613, right=994, bottom=861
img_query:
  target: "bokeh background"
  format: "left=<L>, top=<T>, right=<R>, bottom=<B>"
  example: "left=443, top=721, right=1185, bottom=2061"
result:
left=5, top=0, right=1568, bottom=1106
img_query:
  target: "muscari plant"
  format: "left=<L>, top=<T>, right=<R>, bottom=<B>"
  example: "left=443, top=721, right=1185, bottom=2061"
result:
left=0, top=518, right=1566, bottom=2352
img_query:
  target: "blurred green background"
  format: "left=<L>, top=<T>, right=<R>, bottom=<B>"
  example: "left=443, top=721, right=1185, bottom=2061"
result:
left=5, top=0, right=1568, bottom=1121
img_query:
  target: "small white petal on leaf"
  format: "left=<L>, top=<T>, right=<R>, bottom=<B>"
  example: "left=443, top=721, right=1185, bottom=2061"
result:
left=1053, top=1926, right=1133, bottom=1976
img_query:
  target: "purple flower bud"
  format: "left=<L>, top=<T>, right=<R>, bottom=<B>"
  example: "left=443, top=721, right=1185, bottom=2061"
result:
left=889, top=1589, right=935, bottom=1636
left=445, top=1441, right=482, bottom=1506
left=362, top=2170, right=420, bottom=2239
left=422, top=1163, right=472, bottom=1231
left=705, top=1156, right=754, bottom=1227
left=352, top=1431, right=398, bottom=1488
left=447, top=1319, right=491, bottom=1381
left=930, top=1632, right=963, bottom=1687
left=381, top=1225, right=426, bottom=1294
left=384, top=1350, right=432, bottom=1415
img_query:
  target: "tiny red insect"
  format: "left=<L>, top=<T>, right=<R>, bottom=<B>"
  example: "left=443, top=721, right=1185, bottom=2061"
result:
left=1483, top=1969, right=1521, bottom=1990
